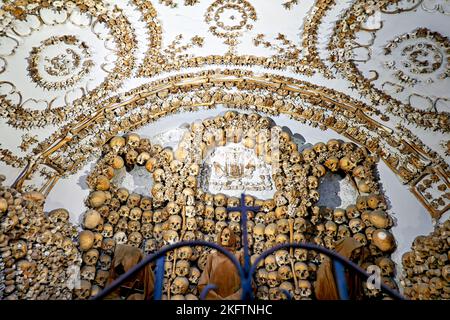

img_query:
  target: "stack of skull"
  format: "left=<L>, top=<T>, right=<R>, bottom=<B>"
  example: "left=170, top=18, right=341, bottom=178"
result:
left=78, top=111, right=399, bottom=299
left=0, top=175, right=80, bottom=300
left=401, top=220, right=450, bottom=300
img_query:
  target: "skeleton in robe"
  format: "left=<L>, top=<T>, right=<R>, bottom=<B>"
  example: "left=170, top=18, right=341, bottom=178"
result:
left=105, top=244, right=155, bottom=300
left=314, top=237, right=368, bottom=300
left=198, top=227, right=245, bottom=300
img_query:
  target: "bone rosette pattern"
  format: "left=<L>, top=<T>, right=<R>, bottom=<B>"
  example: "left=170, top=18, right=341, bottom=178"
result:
left=71, top=112, right=399, bottom=300
left=328, top=0, right=450, bottom=132
left=0, top=0, right=137, bottom=128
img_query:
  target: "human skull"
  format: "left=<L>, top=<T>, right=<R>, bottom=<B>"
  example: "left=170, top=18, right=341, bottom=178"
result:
left=367, top=194, right=380, bottom=209
left=109, top=136, right=126, bottom=152
left=346, top=205, right=360, bottom=219
left=293, top=217, right=308, bottom=232
left=118, top=205, right=130, bottom=219
left=95, top=270, right=109, bottom=287
left=143, top=239, right=157, bottom=254
left=265, top=255, right=277, bottom=272
left=333, top=208, right=347, bottom=224
left=265, top=223, right=278, bottom=241
left=129, top=207, right=142, bottom=221
left=125, top=149, right=139, bottom=165
left=107, top=211, right=120, bottom=225
left=312, top=164, right=326, bottom=178
left=277, top=219, right=289, bottom=234
left=365, top=226, right=376, bottom=241
left=369, top=210, right=391, bottom=229
left=137, top=151, right=151, bottom=166
left=298, top=280, right=312, bottom=297
left=48, top=208, right=70, bottom=225
left=111, top=156, right=125, bottom=170
left=171, top=277, right=189, bottom=295
left=166, top=201, right=180, bottom=216
left=372, top=229, right=396, bottom=252
left=202, top=219, right=215, bottom=234
left=313, top=142, right=327, bottom=154
left=127, top=193, right=141, bottom=208
left=307, top=176, right=319, bottom=190
left=253, top=223, right=265, bottom=242
left=337, top=225, right=351, bottom=240
left=189, top=267, right=201, bottom=284
left=102, top=223, right=114, bottom=238
left=214, top=193, right=227, bottom=207
left=278, top=265, right=293, bottom=281
left=138, top=222, right=152, bottom=238
left=275, top=250, right=289, bottom=267
left=83, top=248, right=99, bottom=266
left=227, top=196, right=240, bottom=208
left=229, top=211, right=240, bottom=222
left=356, top=195, right=368, bottom=211
left=349, top=218, right=365, bottom=234
left=294, top=248, right=308, bottom=262
left=186, top=217, right=197, bottom=231
left=377, top=257, right=395, bottom=276
left=116, top=188, right=129, bottom=203
left=112, top=231, right=127, bottom=245
left=80, top=265, right=96, bottom=281
left=83, top=209, right=102, bottom=229
left=325, top=220, right=337, bottom=237
left=74, top=280, right=91, bottom=300
left=139, top=197, right=152, bottom=211
left=178, top=246, right=193, bottom=261
left=175, top=260, right=190, bottom=277
left=168, top=215, right=182, bottom=231
left=353, top=233, right=367, bottom=246
left=163, top=230, right=179, bottom=245
left=128, top=231, right=143, bottom=247
left=295, top=262, right=309, bottom=280
left=99, top=254, right=112, bottom=271
left=126, top=133, right=141, bottom=148
left=276, top=234, right=289, bottom=245
left=101, top=238, right=116, bottom=255
left=79, top=230, right=95, bottom=251
left=215, top=207, right=227, bottom=221
left=324, top=157, right=339, bottom=172
left=302, top=148, right=316, bottom=162
left=256, top=268, right=269, bottom=286
left=267, top=271, right=280, bottom=288
left=203, top=205, right=215, bottom=219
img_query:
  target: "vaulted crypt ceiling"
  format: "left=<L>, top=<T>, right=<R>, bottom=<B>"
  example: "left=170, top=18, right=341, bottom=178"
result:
left=0, top=0, right=449, bottom=300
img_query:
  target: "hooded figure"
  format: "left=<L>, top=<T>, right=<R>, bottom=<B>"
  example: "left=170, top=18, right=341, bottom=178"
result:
left=105, top=244, right=155, bottom=300
left=198, top=227, right=244, bottom=300
left=314, top=237, right=366, bottom=300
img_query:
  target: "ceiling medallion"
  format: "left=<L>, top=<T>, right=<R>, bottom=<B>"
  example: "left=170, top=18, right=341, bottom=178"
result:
left=205, top=0, right=257, bottom=51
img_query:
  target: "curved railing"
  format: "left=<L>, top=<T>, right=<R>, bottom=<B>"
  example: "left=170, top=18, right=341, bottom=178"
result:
left=92, top=194, right=404, bottom=300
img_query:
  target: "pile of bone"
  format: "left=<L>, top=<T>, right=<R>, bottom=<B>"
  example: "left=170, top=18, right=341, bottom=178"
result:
left=401, top=220, right=450, bottom=300
left=0, top=175, right=80, bottom=300
left=76, top=112, right=399, bottom=299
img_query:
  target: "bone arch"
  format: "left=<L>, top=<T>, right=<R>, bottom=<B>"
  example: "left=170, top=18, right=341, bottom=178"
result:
left=76, top=112, right=398, bottom=299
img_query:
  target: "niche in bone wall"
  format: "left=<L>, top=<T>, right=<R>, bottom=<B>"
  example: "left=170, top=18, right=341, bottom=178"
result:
left=317, top=171, right=359, bottom=209
left=71, top=112, right=399, bottom=300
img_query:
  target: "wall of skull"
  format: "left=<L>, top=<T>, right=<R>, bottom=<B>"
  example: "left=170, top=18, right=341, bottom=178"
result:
left=401, top=220, right=450, bottom=300
left=0, top=176, right=80, bottom=300
left=76, top=111, right=398, bottom=300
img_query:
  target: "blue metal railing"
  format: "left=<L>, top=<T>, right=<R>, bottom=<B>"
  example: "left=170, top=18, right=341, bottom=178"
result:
left=91, top=194, right=404, bottom=300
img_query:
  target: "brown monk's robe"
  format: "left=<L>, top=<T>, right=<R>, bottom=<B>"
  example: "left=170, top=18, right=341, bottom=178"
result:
left=105, top=244, right=155, bottom=300
left=198, top=228, right=245, bottom=300
left=314, top=237, right=366, bottom=300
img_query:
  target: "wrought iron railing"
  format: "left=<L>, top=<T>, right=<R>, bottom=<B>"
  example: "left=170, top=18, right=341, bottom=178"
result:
left=92, top=194, right=404, bottom=300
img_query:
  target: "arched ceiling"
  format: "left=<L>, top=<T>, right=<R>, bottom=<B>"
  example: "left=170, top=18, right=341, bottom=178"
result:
left=0, top=0, right=449, bottom=258
left=0, top=0, right=450, bottom=301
